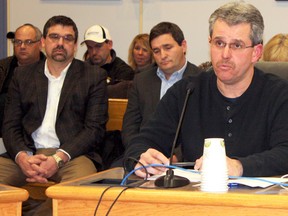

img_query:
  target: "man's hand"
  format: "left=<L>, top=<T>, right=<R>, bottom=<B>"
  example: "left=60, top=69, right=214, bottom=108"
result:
left=16, top=152, right=49, bottom=183
left=226, top=157, right=243, bottom=176
left=27, top=152, right=68, bottom=183
left=134, top=148, right=169, bottom=178
left=27, top=156, right=58, bottom=183
left=194, top=156, right=243, bottom=177
left=194, top=156, right=203, bottom=171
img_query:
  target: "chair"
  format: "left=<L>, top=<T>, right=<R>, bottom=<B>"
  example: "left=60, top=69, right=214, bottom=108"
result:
left=101, top=98, right=128, bottom=169
left=255, top=61, right=288, bottom=80
left=106, top=98, right=128, bottom=131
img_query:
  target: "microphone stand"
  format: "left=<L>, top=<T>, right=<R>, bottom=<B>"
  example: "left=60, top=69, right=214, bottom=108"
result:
left=154, top=84, right=194, bottom=188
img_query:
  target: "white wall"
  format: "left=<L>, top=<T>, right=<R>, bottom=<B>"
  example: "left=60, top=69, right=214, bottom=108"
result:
left=8, top=0, right=288, bottom=65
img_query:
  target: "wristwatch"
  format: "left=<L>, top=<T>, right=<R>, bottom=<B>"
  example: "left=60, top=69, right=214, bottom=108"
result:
left=52, top=154, right=65, bottom=168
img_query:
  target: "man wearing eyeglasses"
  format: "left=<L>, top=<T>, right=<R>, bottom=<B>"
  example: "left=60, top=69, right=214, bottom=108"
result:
left=0, top=15, right=108, bottom=215
left=125, top=2, right=288, bottom=178
left=0, top=24, right=45, bottom=138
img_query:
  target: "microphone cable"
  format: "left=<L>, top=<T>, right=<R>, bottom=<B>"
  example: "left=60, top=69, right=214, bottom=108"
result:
left=121, top=164, right=200, bottom=186
left=105, top=187, right=130, bottom=216
left=93, top=157, right=148, bottom=216
left=121, top=163, right=288, bottom=188
left=93, top=186, right=130, bottom=216
left=93, top=186, right=113, bottom=216
left=122, top=156, right=149, bottom=185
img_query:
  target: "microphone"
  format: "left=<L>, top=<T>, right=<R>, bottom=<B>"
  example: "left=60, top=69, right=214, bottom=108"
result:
left=154, top=82, right=195, bottom=188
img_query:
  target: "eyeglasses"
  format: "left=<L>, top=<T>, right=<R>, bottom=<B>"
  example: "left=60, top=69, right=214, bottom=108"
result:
left=210, top=39, right=254, bottom=51
left=12, top=39, right=40, bottom=47
left=47, top=33, right=75, bottom=43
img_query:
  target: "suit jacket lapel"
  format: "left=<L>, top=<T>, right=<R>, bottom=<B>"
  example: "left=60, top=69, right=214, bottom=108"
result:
left=183, top=62, right=192, bottom=78
left=151, top=69, right=161, bottom=110
left=35, top=61, right=48, bottom=119
left=56, top=59, right=80, bottom=118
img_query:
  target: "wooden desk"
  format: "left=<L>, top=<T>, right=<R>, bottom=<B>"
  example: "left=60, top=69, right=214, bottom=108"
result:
left=47, top=168, right=288, bottom=216
left=0, top=184, right=29, bottom=216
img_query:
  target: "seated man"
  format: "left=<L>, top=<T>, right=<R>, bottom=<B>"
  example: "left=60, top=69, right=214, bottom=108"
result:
left=125, top=1, right=288, bottom=178
left=0, top=15, right=108, bottom=215
left=82, top=24, right=134, bottom=98
left=122, top=22, right=200, bottom=158
left=0, top=23, right=45, bottom=137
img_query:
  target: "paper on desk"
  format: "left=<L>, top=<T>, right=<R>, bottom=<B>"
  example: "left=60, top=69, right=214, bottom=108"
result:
left=148, top=169, right=288, bottom=188
left=228, top=177, right=288, bottom=188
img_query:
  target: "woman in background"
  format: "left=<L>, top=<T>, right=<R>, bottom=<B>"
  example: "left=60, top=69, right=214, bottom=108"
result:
left=128, top=33, right=154, bottom=73
left=262, top=33, right=288, bottom=62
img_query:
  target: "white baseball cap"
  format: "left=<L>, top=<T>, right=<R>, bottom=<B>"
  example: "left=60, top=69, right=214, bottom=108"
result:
left=81, top=25, right=112, bottom=45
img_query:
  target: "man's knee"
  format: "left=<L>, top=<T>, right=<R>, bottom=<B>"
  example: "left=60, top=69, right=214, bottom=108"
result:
left=56, top=156, right=96, bottom=182
left=0, top=156, right=26, bottom=186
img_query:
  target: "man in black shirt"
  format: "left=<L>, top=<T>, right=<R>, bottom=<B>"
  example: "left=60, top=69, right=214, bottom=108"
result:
left=82, top=25, right=134, bottom=98
left=125, top=1, right=288, bottom=178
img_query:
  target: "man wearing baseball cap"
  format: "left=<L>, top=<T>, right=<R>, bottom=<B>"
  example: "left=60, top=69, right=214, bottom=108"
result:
left=82, top=25, right=134, bottom=98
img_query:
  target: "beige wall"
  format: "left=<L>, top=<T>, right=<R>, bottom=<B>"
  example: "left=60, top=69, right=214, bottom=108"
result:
left=7, top=0, right=288, bottom=65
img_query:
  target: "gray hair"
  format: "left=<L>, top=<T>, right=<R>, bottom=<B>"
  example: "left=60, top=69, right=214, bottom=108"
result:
left=209, top=1, right=264, bottom=46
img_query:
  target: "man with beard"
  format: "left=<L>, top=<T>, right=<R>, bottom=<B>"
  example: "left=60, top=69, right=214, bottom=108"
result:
left=0, top=15, right=108, bottom=215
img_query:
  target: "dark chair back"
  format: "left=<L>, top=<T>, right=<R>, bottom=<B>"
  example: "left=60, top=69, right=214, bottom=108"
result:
left=255, top=62, right=288, bottom=80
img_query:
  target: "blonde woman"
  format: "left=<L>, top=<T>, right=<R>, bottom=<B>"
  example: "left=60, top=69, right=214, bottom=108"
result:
left=128, top=33, right=154, bottom=73
left=262, top=33, right=288, bottom=61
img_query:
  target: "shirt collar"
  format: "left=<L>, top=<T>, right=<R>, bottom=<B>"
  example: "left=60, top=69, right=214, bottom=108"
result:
left=156, top=59, right=187, bottom=81
left=44, top=60, right=71, bottom=80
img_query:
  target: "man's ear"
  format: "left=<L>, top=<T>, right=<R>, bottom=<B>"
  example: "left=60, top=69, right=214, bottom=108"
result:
left=252, top=44, right=263, bottom=63
left=181, top=39, right=187, bottom=54
left=107, top=40, right=113, bottom=49
left=40, top=37, right=45, bottom=49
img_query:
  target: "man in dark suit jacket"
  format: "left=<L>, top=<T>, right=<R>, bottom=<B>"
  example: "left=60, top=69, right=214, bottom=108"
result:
left=122, top=62, right=199, bottom=147
left=121, top=22, right=200, bottom=161
left=0, top=24, right=45, bottom=137
left=0, top=15, right=107, bottom=216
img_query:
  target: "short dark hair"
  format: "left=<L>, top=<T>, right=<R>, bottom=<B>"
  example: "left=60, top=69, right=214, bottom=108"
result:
left=149, top=22, right=184, bottom=47
left=43, top=15, right=78, bottom=43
